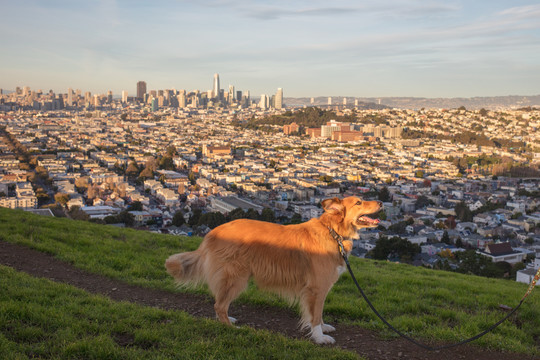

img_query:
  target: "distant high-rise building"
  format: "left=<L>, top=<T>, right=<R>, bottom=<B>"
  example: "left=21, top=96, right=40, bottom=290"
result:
left=259, top=94, right=269, bottom=110
left=136, top=81, right=147, bottom=100
left=228, top=85, right=235, bottom=102
left=178, top=90, right=186, bottom=108
left=343, top=98, right=347, bottom=106
left=213, top=73, right=220, bottom=99
left=328, top=97, right=332, bottom=105
left=67, top=88, right=73, bottom=106
left=310, top=97, right=314, bottom=105
left=107, top=90, right=113, bottom=103
left=275, top=88, right=283, bottom=109
left=122, top=90, right=128, bottom=103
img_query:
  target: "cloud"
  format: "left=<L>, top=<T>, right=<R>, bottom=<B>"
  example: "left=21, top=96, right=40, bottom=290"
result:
left=244, top=6, right=358, bottom=20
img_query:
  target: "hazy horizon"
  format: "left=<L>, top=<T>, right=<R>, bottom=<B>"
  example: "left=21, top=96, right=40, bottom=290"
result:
left=1, top=1, right=539, bottom=98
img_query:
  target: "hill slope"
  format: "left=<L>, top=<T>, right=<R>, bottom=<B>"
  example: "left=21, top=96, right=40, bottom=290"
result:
left=0, top=207, right=539, bottom=358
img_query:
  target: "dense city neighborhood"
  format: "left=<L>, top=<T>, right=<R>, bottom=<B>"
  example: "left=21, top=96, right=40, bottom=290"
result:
left=1, top=87, right=539, bottom=286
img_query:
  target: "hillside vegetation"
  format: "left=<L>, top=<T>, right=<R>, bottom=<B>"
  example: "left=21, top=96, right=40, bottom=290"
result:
left=0, top=266, right=357, bottom=359
left=0, top=207, right=539, bottom=356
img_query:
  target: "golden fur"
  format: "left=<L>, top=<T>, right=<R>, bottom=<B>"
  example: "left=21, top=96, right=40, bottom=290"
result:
left=165, top=196, right=382, bottom=344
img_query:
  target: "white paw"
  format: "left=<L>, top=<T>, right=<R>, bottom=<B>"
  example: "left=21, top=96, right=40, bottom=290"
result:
left=312, top=334, right=336, bottom=344
left=321, top=324, right=336, bottom=333
left=311, top=325, right=336, bottom=344
left=228, top=316, right=237, bottom=324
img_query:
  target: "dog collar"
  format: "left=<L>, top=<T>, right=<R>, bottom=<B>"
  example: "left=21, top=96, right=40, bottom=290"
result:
left=327, top=226, right=348, bottom=260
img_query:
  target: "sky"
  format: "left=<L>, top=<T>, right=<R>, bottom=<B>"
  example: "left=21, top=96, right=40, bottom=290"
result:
left=1, top=0, right=539, bottom=98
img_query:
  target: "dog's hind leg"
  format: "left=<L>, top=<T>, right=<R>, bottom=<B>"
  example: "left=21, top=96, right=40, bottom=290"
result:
left=210, top=269, right=249, bottom=326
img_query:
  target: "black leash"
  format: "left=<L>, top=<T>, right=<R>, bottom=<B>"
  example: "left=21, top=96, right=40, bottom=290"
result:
left=328, top=226, right=529, bottom=351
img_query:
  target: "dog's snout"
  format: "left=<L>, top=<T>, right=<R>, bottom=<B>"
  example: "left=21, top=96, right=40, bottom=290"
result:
left=376, top=200, right=383, bottom=207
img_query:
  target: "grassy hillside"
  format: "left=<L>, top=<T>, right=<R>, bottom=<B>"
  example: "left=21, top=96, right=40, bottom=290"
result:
left=0, top=266, right=357, bottom=359
left=0, top=207, right=539, bottom=355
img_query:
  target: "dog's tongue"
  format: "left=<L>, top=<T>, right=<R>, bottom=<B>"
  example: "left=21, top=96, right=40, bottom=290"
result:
left=358, top=216, right=380, bottom=225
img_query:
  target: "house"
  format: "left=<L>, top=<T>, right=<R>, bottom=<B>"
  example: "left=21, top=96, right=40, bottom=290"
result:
left=516, top=254, right=540, bottom=286
left=209, top=196, right=263, bottom=215
left=477, top=242, right=527, bottom=265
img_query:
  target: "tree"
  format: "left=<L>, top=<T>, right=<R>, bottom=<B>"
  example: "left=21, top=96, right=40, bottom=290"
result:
left=159, top=156, right=175, bottom=170
left=128, top=201, right=143, bottom=211
left=444, top=216, right=457, bottom=229
left=441, top=230, right=450, bottom=244
left=368, top=236, right=420, bottom=264
left=125, top=161, right=140, bottom=178
left=117, top=210, right=135, bottom=227
left=414, top=170, right=424, bottom=178
left=319, top=175, right=333, bottom=183
left=188, top=209, right=202, bottom=226
left=67, top=206, right=89, bottom=221
left=261, top=208, right=276, bottom=223
left=172, top=210, right=185, bottom=227
left=166, top=145, right=177, bottom=157
left=75, top=176, right=89, bottom=190
left=198, top=212, right=226, bottom=228
left=454, top=201, right=473, bottom=222
left=378, top=186, right=391, bottom=202
left=415, top=195, right=432, bottom=209
left=54, top=193, right=70, bottom=207
left=289, top=213, right=302, bottom=224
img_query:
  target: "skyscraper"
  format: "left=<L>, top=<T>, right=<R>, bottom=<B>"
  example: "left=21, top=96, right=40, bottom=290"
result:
left=259, top=94, right=269, bottom=110
left=67, top=88, right=73, bottom=106
left=228, top=85, right=235, bottom=102
left=122, top=90, right=128, bottom=103
left=137, top=81, right=147, bottom=100
left=275, top=88, right=283, bottom=109
left=213, top=73, right=220, bottom=99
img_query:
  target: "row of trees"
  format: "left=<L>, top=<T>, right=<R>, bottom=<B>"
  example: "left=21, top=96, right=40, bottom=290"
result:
left=171, top=207, right=278, bottom=230
left=368, top=236, right=525, bottom=279
left=236, top=107, right=359, bottom=132
left=402, top=127, right=527, bottom=151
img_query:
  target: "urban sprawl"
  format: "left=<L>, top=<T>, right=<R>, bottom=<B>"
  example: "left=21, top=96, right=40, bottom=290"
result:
left=1, top=78, right=539, bottom=286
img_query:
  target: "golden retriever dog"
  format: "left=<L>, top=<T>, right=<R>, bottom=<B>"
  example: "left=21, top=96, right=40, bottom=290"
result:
left=165, top=196, right=382, bottom=344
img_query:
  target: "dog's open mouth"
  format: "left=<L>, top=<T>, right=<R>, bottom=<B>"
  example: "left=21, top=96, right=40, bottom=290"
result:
left=356, top=215, right=380, bottom=227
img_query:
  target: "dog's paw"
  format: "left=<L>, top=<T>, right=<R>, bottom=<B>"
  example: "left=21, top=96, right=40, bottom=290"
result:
left=228, top=316, right=237, bottom=324
left=312, top=334, right=336, bottom=345
left=311, top=325, right=336, bottom=344
left=321, top=324, right=336, bottom=333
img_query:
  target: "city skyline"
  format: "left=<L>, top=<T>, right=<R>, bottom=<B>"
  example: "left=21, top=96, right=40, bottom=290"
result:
left=1, top=1, right=539, bottom=98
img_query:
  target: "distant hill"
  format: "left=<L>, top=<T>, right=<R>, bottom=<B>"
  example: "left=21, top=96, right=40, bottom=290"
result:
left=285, top=95, right=540, bottom=110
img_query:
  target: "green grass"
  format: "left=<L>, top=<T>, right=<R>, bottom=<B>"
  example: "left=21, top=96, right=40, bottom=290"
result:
left=0, top=265, right=359, bottom=359
left=1, top=207, right=539, bottom=355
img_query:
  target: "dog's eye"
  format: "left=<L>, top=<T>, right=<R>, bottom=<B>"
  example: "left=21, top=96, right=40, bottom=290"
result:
left=356, top=201, right=362, bottom=206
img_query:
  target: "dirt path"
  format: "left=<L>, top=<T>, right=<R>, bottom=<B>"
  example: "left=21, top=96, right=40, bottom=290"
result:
left=0, top=240, right=535, bottom=360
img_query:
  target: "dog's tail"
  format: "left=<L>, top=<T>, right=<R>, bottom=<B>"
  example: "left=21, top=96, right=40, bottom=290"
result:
left=165, top=250, right=206, bottom=287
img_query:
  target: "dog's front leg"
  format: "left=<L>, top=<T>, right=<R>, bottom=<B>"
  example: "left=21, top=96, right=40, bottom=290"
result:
left=307, top=290, right=335, bottom=344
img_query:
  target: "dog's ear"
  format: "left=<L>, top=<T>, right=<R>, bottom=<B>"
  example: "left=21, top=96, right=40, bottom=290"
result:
left=322, top=197, right=344, bottom=220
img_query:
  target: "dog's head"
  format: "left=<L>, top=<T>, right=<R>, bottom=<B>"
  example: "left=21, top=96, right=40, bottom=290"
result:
left=322, top=196, right=382, bottom=238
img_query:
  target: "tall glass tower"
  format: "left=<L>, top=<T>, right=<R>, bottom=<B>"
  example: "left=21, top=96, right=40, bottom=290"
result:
left=275, top=88, right=283, bottom=109
left=213, top=73, right=220, bottom=100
